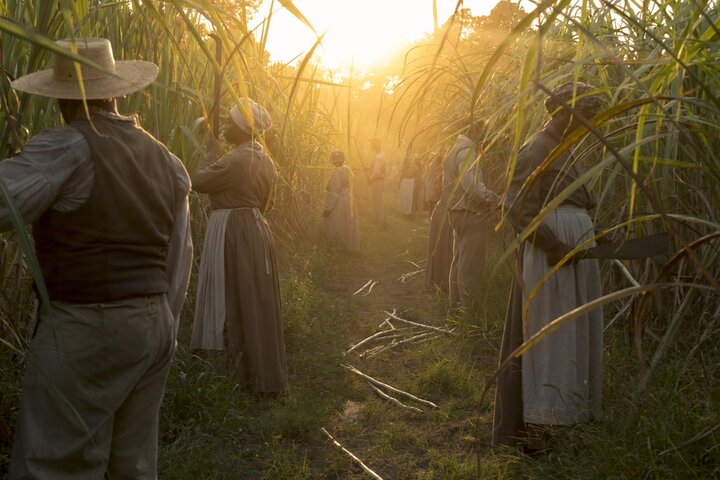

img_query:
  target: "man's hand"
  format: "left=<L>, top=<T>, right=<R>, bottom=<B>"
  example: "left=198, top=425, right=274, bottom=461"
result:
left=546, top=241, right=577, bottom=267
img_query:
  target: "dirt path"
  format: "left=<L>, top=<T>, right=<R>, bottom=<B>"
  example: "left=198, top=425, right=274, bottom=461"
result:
left=160, top=200, right=508, bottom=479
left=316, top=211, right=502, bottom=479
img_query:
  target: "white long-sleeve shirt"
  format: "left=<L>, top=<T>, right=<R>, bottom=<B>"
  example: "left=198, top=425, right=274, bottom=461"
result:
left=447, top=134, right=499, bottom=213
left=0, top=112, right=192, bottom=321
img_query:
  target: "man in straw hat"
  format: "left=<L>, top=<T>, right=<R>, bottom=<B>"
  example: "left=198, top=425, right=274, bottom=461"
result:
left=4, top=38, right=192, bottom=478
left=493, top=81, right=605, bottom=452
left=191, top=98, right=288, bottom=395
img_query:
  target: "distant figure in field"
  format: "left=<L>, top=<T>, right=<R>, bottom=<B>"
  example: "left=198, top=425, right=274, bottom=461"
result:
left=369, top=138, right=386, bottom=227
left=447, top=119, right=500, bottom=310
left=412, top=154, right=426, bottom=214
left=5, top=38, right=192, bottom=478
left=493, top=82, right=605, bottom=451
left=191, top=98, right=288, bottom=394
left=323, top=150, right=359, bottom=251
left=398, top=155, right=417, bottom=218
left=424, top=152, right=443, bottom=212
left=425, top=148, right=456, bottom=292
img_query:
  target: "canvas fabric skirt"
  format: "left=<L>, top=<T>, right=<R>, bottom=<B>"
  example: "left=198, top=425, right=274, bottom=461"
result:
left=493, top=205, right=603, bottom=446
left=192, top=208, right=287, bottom=392
left=521, top=205, right=603, bottom=425
left=399, top=178, right=415, bottom=214
left=324, top=188, right=359, bottom=251
left=191, top=209, right=231, bottom=350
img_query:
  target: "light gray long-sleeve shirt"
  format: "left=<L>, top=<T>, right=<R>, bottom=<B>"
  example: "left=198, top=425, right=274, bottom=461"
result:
left=446, top=134, right=499, bottom=214
left=0, top=113, right=192, bottom=321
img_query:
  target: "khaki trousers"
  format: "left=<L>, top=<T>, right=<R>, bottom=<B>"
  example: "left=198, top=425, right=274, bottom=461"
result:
left=9, top=294, right=175, bottom=480
left=448, top=210, right=489, bottom=310
left=370, top=179, right=385, bottom=226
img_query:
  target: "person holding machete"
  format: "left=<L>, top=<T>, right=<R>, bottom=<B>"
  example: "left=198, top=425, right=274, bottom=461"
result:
left=190, top=98, right=288, bottom=395
left=4, top=38, right=192, bottom=478
left=492, top=82, right=606, bottom=452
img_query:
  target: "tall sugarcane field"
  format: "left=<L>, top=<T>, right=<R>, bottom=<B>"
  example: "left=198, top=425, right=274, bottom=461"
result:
left=0, top=0, right=719, bottom=478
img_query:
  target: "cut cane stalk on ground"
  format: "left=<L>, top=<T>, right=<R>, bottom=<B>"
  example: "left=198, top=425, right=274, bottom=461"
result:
left=343, top=364, right=439, bottom=410
left=368, top=383, right=424, bottom=414
left=321, top=427, right=384, bottom=480
left=385, top=310, right=457, bottom=336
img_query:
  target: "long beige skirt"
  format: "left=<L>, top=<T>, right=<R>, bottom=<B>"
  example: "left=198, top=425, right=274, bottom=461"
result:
left=522, top=205, right=603, bottom=425
left=192, top=208, right=288, bottom=393
left=399, top=178, right=415, bottom=214
left=324, top=192, right=359, bottom=251
left=224, top=208, right=287, bottom=393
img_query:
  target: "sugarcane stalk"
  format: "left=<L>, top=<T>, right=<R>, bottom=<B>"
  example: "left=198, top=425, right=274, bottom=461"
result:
left=344, top=328, right=409, bottom=355
left=378, top=318, right=395, bottom=330
left=365, top=331, right=436, bottom=358
left=612, top=259, right=640, bottom=287
left=358, top=344, right=387, bottom=358
left=363, top=280, right=379, bottom=296
left=384, top=310, right=457, bottom=336
left=604, top=299, right=632, bottom=332
left=343, top=364, right=439, bottom=409
left=368, top=383, right=424, bottom=413
left=405, top=259, right=425, bottom=268
left=408, top=334, right=440, bottom=345
left=321, top=428, right=384, bottom=480
left=353, top=279, right=373, bottom=296
left=398, top=269, right=425, bottom=283
left=208, top=33, right=222, bottom=138
left=378, top=318, right=393, bottom=329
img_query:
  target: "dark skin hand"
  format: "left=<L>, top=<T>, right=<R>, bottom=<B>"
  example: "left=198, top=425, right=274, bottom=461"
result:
left=546, top=241, right=578, bottom=267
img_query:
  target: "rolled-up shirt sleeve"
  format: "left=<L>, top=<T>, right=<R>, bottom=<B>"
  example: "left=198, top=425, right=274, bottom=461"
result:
left=166, top=156, right=193, bottom=327
left=0, top=127, right=92, bottom=232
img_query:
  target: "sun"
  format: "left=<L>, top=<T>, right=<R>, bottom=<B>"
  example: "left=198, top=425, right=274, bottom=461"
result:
left=254, top=0, right=500, bottom=70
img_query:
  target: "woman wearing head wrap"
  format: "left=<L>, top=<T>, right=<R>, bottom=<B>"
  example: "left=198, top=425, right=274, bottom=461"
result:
left=191, top=98, right=288, bottom=394
left=323, top=150, right=359, bottom=251
left=493, top=82, right=605, bottom=450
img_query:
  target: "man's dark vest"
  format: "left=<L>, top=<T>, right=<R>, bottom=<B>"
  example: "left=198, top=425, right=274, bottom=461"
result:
left=33, top=113, right=181, bottom=303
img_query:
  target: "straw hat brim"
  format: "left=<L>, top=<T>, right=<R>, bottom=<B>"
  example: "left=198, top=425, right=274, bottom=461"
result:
left=10, top=60, right=158, bottom=99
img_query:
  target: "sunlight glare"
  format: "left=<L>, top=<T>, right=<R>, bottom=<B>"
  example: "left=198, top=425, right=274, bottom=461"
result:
left=254, top=0, right=500, bottom=69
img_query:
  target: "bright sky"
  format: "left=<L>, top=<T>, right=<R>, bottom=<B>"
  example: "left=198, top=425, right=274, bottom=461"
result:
left=253, top=0, right=502, bottom=69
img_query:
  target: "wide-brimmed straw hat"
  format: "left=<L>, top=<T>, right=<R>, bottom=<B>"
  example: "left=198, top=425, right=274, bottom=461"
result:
left=229, top=98, right=272, bottom=135
left=11, top=37, right=158, bottom=100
